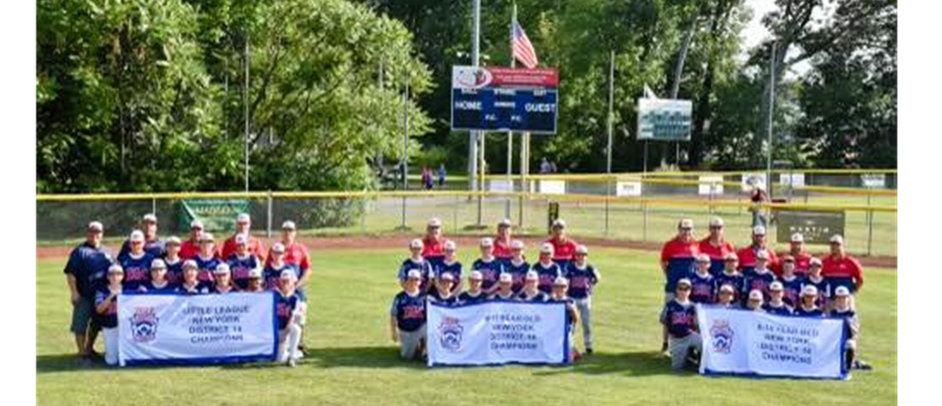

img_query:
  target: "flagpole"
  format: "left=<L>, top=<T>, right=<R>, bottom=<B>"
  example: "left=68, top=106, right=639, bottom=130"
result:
left=506, top=3, right=516, bottom=221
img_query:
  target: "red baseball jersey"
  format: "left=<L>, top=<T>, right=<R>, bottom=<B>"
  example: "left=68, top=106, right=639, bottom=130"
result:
left=699, top=238, right=735, bottom=274
left=220, top=234, right=267, bottom=263
left=774, top=251, right=815, bottom=275
left=179, top=239, right=202, bottom=260
left=421, top=237, right=446, bottom=259
left=546, top=237, right=578, bottom=262
left=736, top=245, right=779, bottom=273
left=266, top=242, right=311, bottom=273
left=661, top=238, right=700, bottom=264
left=822, top=254, right=864, bottom=291
left=493, top=236, right=512, bottom=259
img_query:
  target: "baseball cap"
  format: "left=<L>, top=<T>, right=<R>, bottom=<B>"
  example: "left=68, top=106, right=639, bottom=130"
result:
left=235, top=234, right=248, bottom=245
left=753, top=225, right=767, bottom=236
left=499, top=273, right=513, bottom=283
left=166, top=236, right=181, bottom=245
left=480, top=237, right=494, bottom=248
left=142, top=213, right=157, bottom=223
left=525, top=271, right=539, bottom=281
left=271, top=242, right=286, bottom=254
left=444, top=240, right=457, bottom=251
left=677, top=278, right=692, bottom=288
left=755, top=250, right=769, bottom=260
left=510, top=240, right=524, bottom=250
left=108, top=264, right=124, bottom=274
left=282, top=220, right=297, bottom=230
left=428, top=217, right=442, bottom=228
left=801, top=285, right=818, bottom=297
left=469, top=271, right=483, bottom=281
left=200, top=232, right=215, bottom=243
left=440, top=273, right=454, bottom=281
left=791, top=233, right=804, bottom=243
left=782, top=255, right=795, bottom=263
left=834, top=286, right=851, bottom=297
left=540, top=243, right=554, bottom=254
left=498, top=218, right=512, bottom=227
left=280, top=269, right=297, bottom=280
left=214, top=263, right=231, bottom=275
left=87, top=221, right=104, bottom=232
left=553, top=276, right=569, bottom=286
left=130, top=230, right=145, bottom=242
left=182, top=260, right=198, bottom=270
left=696, top=254, right=710, bottom=263
left=150, top=259, right=167, bottom=270
left=709, top=217, right=724, bottom=227
left=769, top=281, right=783, bottom=291
left=406, top=269, right=422, bottom=280
left=248, top=267, right=263, bottom=279
left=809, top=257, right=823, bottom=267
left=724, top=253, right=739, bottom=262
left=236, top=213, right=251, bottom=223
left=678, top=219, right=694, bottom=229
left=190, top=219, right=204, bottom=229
left=575, top=245, right=588, bottom=255
left=409, top=239, right=424, bottom=249
left=552, top=219, right=567, bottom=229
left=719, top=284, right=734, bottom=294
left=748, top=290, right=763, bottom=301
left=830, top=234, right=844, bottom=245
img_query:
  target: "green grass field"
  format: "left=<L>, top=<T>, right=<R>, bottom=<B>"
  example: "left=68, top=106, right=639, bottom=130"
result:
left=36, top=247, right=897, bottom=405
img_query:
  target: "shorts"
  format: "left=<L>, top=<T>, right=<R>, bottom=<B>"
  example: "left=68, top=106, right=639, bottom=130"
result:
left=70, top=296, right=99, bottom=335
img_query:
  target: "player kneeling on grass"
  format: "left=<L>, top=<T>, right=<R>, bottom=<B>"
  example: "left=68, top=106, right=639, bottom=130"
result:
left=139, top=259, right=178, bottom=294
left=745, top=289, right=764, bottom=312
left=458, top=271, right=487, bottom=305
left=716, top=284, right=737, bottom=308
left=794, top=285, right=825, bottom=318
left=763, top=282, right=792, bottom=316
left=490, top=273, right=516, bottom=301
left=517, top=271, right=550, bottom=302
left=428, top=273, right=459, bottom=306
left=390, top=270, right=427, bottom=361
left=243, top=267, right=265, bottom=293
left=660, top=279, right=701, bottom=371
left=180, top=260, right=211, bottom=295
left=275, top=270, right=305, bottom=367
left=212, top=264, right=236, bottom=294
left=94, top=264, right=124, bottom=366
left=566, top=245, right=600, bottom=354
left=551, top=276, right=582, bottom=362
left=829, top=286, right=869, bottom=370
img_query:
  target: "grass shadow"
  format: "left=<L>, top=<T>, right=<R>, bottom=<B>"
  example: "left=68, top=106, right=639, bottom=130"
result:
left=222, top=345, right=426, bottom=371
left=531, top=351, right=686, bottom=377
left=37, top=353, right=105, bottom=374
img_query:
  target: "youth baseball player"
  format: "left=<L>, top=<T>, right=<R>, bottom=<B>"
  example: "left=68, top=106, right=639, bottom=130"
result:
left=716, top=284, right=737, bottom=308
left=163, top=236, right=184, bottom=286
left=119, top=230, right=154, bottom=292
left=276, top=269, right=305, bottom=367
left=533, top=243, right=562, bottom=294
left=742, top=249, right=776, bottom=304
left=504, top=240, right=530, bottom=294
left=551, top=276, right=582, bottom=362
left=803, top=258, right=830, bottom=309
left=472, top=238, right=504, bottom=294
left=436, top=240, right=463, bottom=294
left=660, top=219, right=700, bottom=353
left=777, top=255, right=805, bottom=308
left=745, top=289, right=764, bottom=311
left=830, top=286, right=866, bottom=370
left=794, top=285, right=825, bottom=318
left=270, top=221, right=313, bottom=297
left=265, top=242, right=302, bottom=292
left=517, top=271, right=550, bottom=302
left=458, top=271, right=488, bottom=305
left=489, top=273, right=516, bottom=301
left=565, top=244, right=600, bottom=354
left=699, top=217, right=735, bottom=275
left=194, top=232, right=221, bottom=284
left=94, top=264, right=124, bottom=366
left=428, top=273, right=459, bottom=306
left=689, top=254, right=716, bottom=304
left=118, top=213, right=165, bottom=260
left=228, top=234, right=262, bottom=291
left=179, top=260, right=211, bottom=295
left=763, top=281, right=793, bottom=316
left=659, top=278, right=701, bottom=371
left=390, top=269, right=427, bottom=361
left=139, top=259, right=178, bottom=293
left=212, top=263, right=236, bottom=294
left=715, top=253, right=744, bottom=304
left=398, top=239, right=434, bottom=292
left=64, top=221, right=113, bottom=366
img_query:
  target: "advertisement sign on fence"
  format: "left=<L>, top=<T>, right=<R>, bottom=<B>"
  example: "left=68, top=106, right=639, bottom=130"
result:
left=616, top=181, right=643, bottom=196
left=698, top=176, right=724, bottom=196
left=860, top=174, right=886, bottom=189
left=451, top=66, right=559, bottom=133
left=775, top=210, right=846, bottom=244
left=636, top=98, right=693, bottom=141
left=179, top=199, right=250, bottom=232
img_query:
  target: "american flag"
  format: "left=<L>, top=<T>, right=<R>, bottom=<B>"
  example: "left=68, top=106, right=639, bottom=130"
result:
left=512, top=20, right=538, bottom=69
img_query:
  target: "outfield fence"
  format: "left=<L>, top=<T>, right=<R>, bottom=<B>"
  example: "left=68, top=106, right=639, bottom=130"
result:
left=37, top=186, right=897, bottom=257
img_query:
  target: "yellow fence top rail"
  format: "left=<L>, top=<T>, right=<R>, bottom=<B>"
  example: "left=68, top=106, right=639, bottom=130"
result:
left=36, top=190, right=896, bottom=213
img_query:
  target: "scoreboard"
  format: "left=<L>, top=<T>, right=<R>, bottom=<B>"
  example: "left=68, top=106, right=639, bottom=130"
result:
left=451, top=66, right=559, bottom=134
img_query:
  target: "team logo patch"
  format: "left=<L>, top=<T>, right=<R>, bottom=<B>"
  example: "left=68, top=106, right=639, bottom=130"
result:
left=130, top=307, right=159, bottom=343
left=438, top=317, right=464, bottom=352
left=710, top=319, right=734, bottom=354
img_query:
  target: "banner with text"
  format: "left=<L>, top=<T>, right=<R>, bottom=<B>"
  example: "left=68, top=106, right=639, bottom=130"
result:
left=698, top=306, right=847, bottom=379
left=427, top=301, right=568, bottom=367
left=118, top=292, right=278, bottom=366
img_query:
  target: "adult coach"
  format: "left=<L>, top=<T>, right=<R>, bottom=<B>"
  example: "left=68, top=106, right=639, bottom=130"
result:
left=64, top=221, right=114, bottom=366
left=660, top=219, right=699, bottom=353
left=736, top=225, right=778, bottom=275
left=821, top=235, right=864, bottom=309
left=421, top=217, right=449, bottom=271
left=179, top=220, right=204, bottom=260
left=698, top=217, right=735, bottom=275
left=546, top=219, right=578, bottom=268
left=221, top=213, right=266, bottom=262
left=777, top=233, right=814, bottom=276
left=268, top=221, right=312, bottom=297
left=492, top=218, right=514, bottom=263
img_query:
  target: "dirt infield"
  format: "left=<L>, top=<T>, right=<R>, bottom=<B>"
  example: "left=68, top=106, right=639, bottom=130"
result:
left=36, top=234, right=897, bottom=269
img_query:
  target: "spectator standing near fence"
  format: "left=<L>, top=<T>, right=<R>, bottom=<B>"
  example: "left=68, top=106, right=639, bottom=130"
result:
left=179, top=220, right=203, bottom=260
left=699, top=217, right=735, bottom=275
left=437, top=164, right=446, bottom=188
left=540, top=158, right=552, bottom=174
left=64, top=221, right=113, bottom=367
left=749, top=185, right=769, bottom=228
left=221, top=213, right=266, bottom=263
left=659, top=219, right=700, bottom=353
left=118, top=213, right=165, bottom=261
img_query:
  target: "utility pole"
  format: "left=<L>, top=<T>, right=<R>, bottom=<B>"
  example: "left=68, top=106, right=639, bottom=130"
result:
left=766, top=41, right=776, bottom=200
left=244, top=32, right=250, bottom=192
left=469, top=0, right=481, bottom=194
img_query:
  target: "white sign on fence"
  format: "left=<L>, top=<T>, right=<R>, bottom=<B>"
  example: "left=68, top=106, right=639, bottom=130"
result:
left=538, top=180, right=566, bottom=195
left=488, top=180, right=514, bottom=193
left=698, top=176, right=724, bottom=196
left=616, top=181, right=643, bottom=196
left=779, top=173, right=806, bottom=187
left=860, top=174, right=886, bottom=189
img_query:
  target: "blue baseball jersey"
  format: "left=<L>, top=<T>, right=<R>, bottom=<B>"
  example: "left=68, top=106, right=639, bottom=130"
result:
left=275, top=291, right=300, bottom=330
left=532, top=261, right=562, bottom=294
left=428, top=292, right=459, bottom=306
left=689, top=272, right=716, bottom=304
left=118, top=238, right=166, bottom=262
left=564, top=263, right=599, bottom=299
left=824, top=276, right=856, bottom=298
left=743, top=270, right=776, bottom=299
left=458, top=290, right=488, bottom=306
left=139, top=281, right=179, bottom=294
left=660, top=300, right=697, bottom=338
left=472, top=258, right=504, bottom=292
left=435, top=260, right=462, bottom=280
left=715, top=272, right=745, bottom=302
left=503, top=260, right=530, bottom=293
left=228, top=254, right=261, bottom=290
left=488, top=291, right=517, bottom=301
left=516, top=290, right=550, bottom=302
left=64, top=242, right=114, bottom=298
left=778, top=275, right=805, bottom=308
left=211, top=284, right=237, bottom=294
left=193, top=255, right=222, bottom=284
left=802, top=276, right=831, bottom=308
left=164, top=258, right=184, bottom=286
left=829, top=308, right=858, bottom=339
left=763, top=302, right=793, bottom=316
left=794, top=306, right=825, bottom=318
left=93, top=287, right=121, bottom=328
left=263, top=263, right=301, bottom=291
left=551, top=296, right=577, bottom=327
left=179, top=281, right=212, bottom=295
left=119, top=253, right=154, bottom=291
left=390, top=291, right=427, bottom=332
left=398, top=258, right=434, bottom=292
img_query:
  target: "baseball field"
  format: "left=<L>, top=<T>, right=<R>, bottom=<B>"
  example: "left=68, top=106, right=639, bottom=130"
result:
left=36, top=242, right=897, bottom=406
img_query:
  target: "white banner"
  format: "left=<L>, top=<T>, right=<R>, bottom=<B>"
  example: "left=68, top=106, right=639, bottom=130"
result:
left=698, top=306, right=847, bottom=379
left=779, top=173, right=806, bottom=187
left=538, top=180, right=566, bottom=195
left=427, top=301, right=568, bottom=367
left=616, top=181, right=643, bottom=196
left=698, top=176, right=724, bottom=196
left=118, top=293, right=278, bottom=366
left=488, top=179, right=513, bottom=193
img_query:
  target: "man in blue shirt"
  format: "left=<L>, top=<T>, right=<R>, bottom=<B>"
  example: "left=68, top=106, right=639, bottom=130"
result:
left=63, top=221, right=114, bottom=366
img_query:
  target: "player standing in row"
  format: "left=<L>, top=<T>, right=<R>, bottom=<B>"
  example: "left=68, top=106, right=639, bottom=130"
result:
left=504, top=240, right=530, bottom=293
left=472, top=238, right=503, bottom=294
left=698, top=217, right=735, bottom=275
left=94, top=264, right=124, bottom=366
left=778, top=256, right=804, bottom=308
left=492, top=218, right=514, bottom=264
left=118, top=214, right=165, bottom=261
left=517, top=271, right=550, bottom=302
left=715, top=254, right=744, bottom=304
left=689, top=254, right=716, bottom=304
left=180, top=220, right=204, bottom=260
left=221, top=213, right=266, bottom=262
left=275, top=270, right=305, bottom=367
left=551, top=276, right=582, bottom=362
left=566, top=245, right=600, bottom=354
left=660, top=278, right=701, bottom=371
left=139, top=259, right=177, bottom=293
left=434, top=241, right=462, bottom=295
left=119, top=230, right=154, bottom=292
left=742, top=250, right=776, bottom=303
left=228, top=234, right=262, bottom=291
left=163, top=237, right=184, bottom=285
left=659, top=219, right=699, bottom=353
left=822, top=235, right=864, bottom=310
left=829, top=286, right=863, bottom=370
left=64, top=221, right=113, bottom=366
left=179, top=260, right=211, bottom=295
left=270, top=221, right=312, bottom=299
left=546, top=219, right=578, bottom=268
left=398, top=239, right=434, bottom=292
left=194, top=233, right=221, bottom=284
left=803, top=258, right=830, bottom=309
left=534, top=243, right=563, bottom=294
left=390, top=270, right=427, bottom=361
left=736, top=226, right=778, bottom=275
left=421, top=218, right=449, bottom=271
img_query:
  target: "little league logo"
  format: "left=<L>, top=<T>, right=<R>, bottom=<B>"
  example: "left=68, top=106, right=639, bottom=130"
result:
left=710, top=319, right=734, bottom=354
left=130, top=307, right=159, bottom=343
left=438, top=317, right=464, bottom=353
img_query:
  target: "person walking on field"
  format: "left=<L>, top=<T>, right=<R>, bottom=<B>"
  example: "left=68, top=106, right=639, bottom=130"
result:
left=437, top=164, right=447, bottom=188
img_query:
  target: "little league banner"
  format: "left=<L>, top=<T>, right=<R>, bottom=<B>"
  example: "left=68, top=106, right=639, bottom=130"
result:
left=117, top=293, right=278, bottom=366
left=697, top=306, right=848, bottom=379
left=427, top=301, right=568, bottom=367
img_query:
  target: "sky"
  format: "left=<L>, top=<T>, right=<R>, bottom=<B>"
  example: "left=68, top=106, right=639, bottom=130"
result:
left=742, top=0, right=831, bottom=78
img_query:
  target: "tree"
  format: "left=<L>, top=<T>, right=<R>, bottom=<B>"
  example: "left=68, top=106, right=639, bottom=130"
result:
left=37, top=0, right=225, bottom=192
left=796, top=1, right=896, bottom=168
left=754, top=0, right=896, bottom=167
left=241, top=0, right=433, bottom=190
